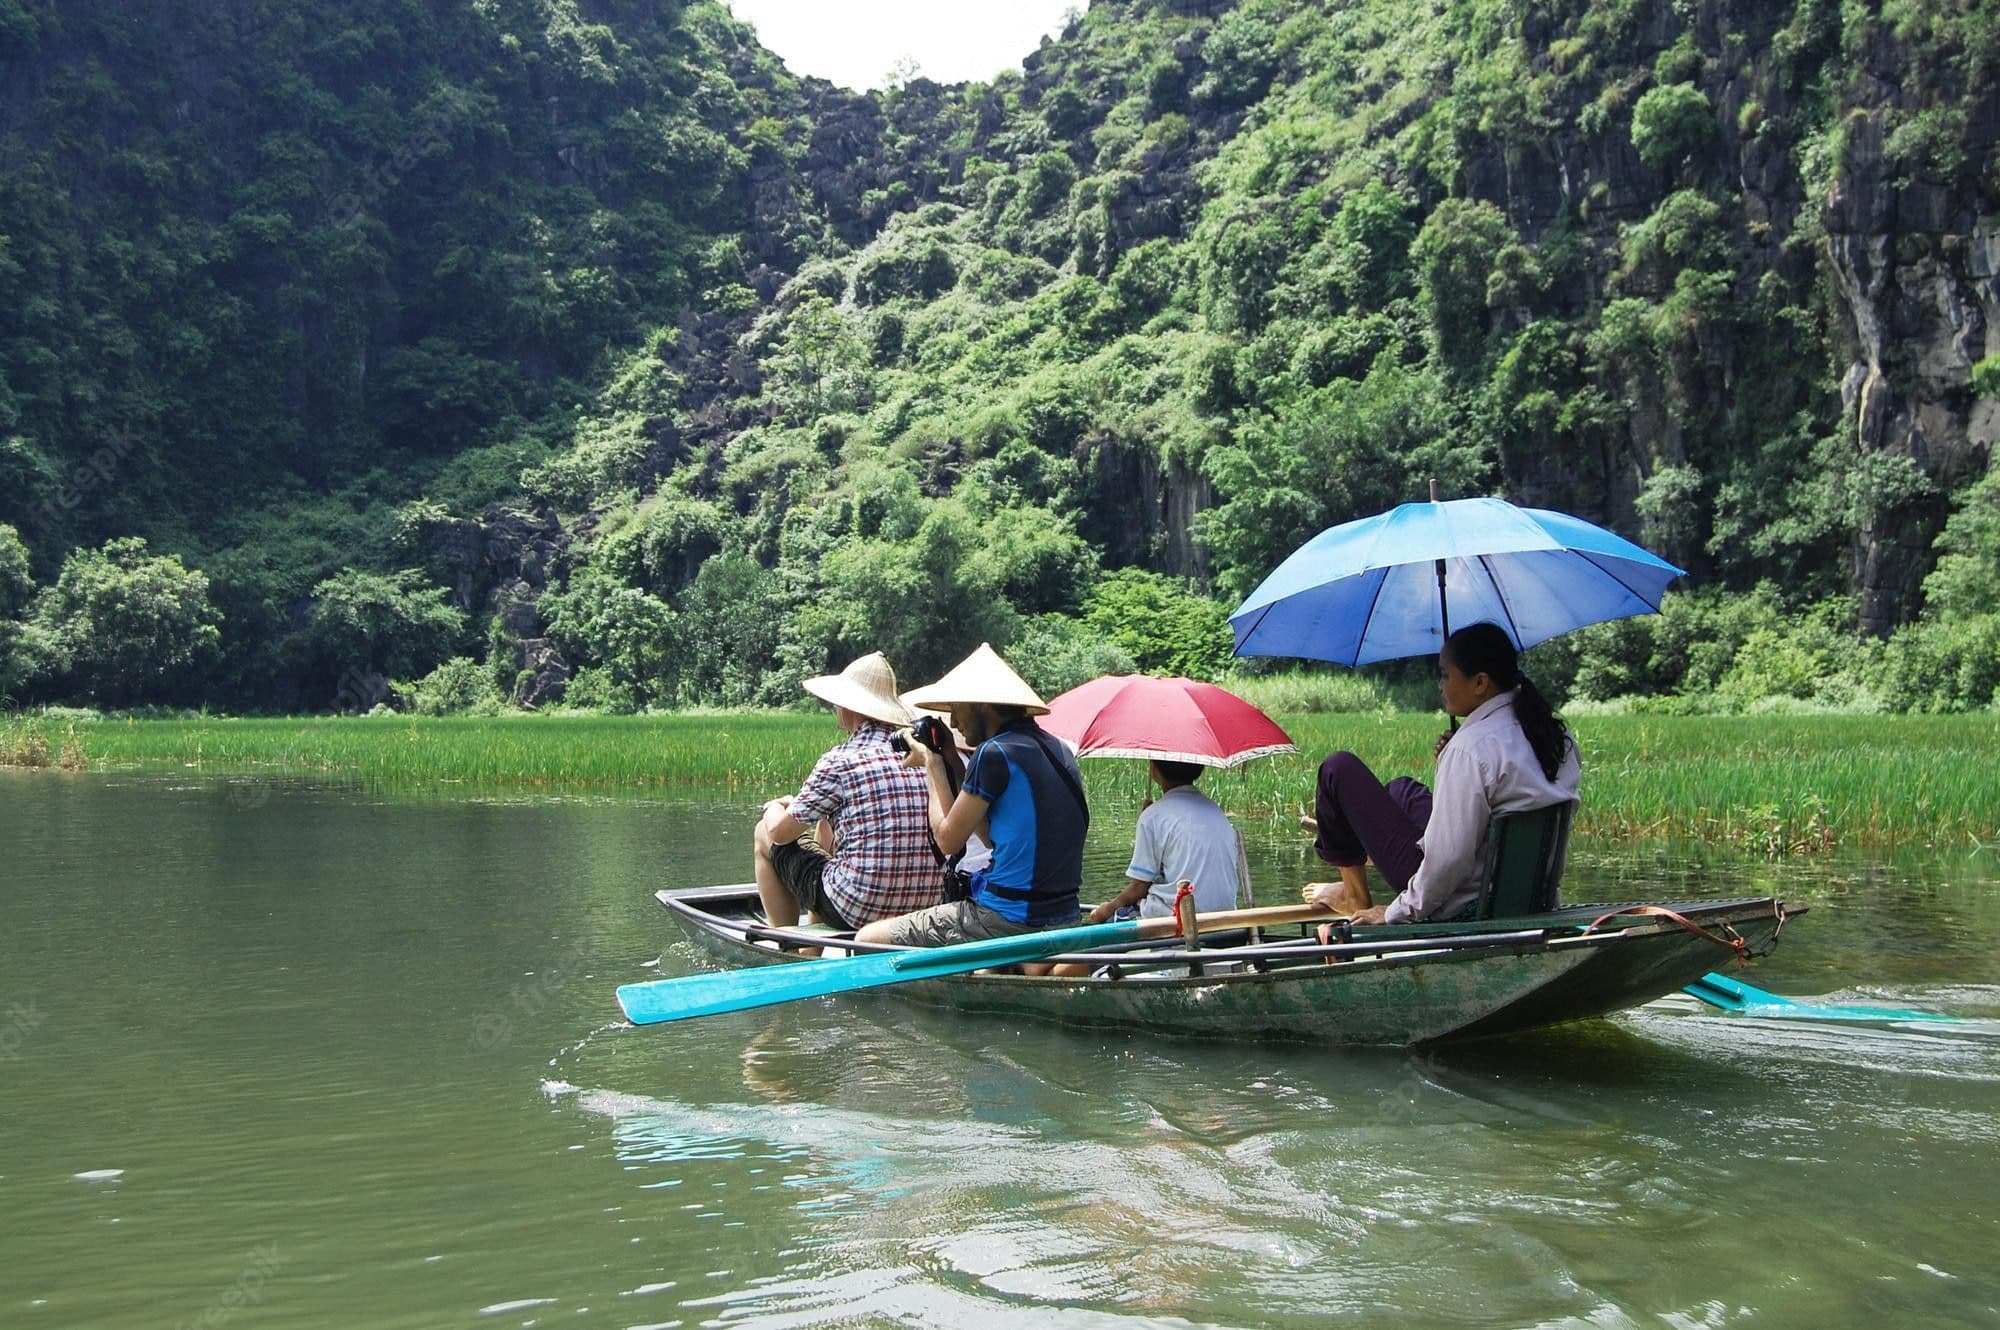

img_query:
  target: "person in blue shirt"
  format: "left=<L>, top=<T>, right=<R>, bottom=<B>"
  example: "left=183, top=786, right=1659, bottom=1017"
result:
left=855, top=643, right=1088, bottom=950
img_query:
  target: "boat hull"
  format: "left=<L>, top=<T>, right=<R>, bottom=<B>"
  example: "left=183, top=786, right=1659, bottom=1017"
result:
left=652, top=887, right=1794, bottom=1046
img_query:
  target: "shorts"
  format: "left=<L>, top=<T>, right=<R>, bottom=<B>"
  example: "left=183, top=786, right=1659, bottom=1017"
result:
left=876, top=898, right=1081, bottom=948
left=769, top=838, right=857, bottom=931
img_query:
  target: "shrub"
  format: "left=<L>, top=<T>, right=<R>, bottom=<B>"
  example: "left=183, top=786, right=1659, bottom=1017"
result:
left=1972, top=355, right=2000, bottom=399
left=1630, top=83, right=1715, bottom=166
left=1883, top=107, right=1967, bottom=181
left=1042, top=83, right=1089, bottom=138
left=403, top=657, right=504, bottom=716
left=1020, top=150, right=1078, bottom=215
left=1107, top=239, right=1193, bottom=323
left=1653, top=35, right=1701, bottom=85
left=561, top=665, right=644, bottom=714
left=1716, top=623, right=1841, bottom=707
left=1562, top=586, right=1784, bottom=701
left=1196, top=4, right=1280, bottom=106
left=1081, top=569, right=1235, bottom=679
left=854, top=237, right=958, bottom=304
left=1329, top=181, right=1416, bottom=308
left=1410, top=198, right=1516, bottom=374
left=31, top=537, right=223, bottom=705
left=1143, top=57, right=1187, bottom=118
left=0, top=521, right=30, bottom=619
left=1007, top=613, right=1138, bottom=698
left=304, top=568, right=466, bottom=686
left=1223, top=668, right=1402, bottom=714
left=1876, top=614, right=2000, bottom=712
left=541, top=567, right=676, bottom=706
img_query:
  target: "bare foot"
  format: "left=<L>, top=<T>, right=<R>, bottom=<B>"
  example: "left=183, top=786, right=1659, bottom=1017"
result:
left=1301, top=872, right=1371, bottom=915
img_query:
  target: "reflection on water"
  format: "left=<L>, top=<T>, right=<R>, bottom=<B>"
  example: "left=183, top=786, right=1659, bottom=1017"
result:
left=4, top=772, right=2000, bottom=1329
left=555, top=985, right=2000, bottom=1327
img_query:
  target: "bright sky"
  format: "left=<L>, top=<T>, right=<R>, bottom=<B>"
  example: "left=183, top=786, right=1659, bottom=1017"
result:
left=728, top=1, right=1078, bottom=91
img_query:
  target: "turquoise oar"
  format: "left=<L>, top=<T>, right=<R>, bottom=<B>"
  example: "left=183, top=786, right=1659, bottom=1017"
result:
left=619, top=919, right=1136, bottom=1025
left=1682, top=972, right=1956, bottom=1023
left=617, top=901, right=1340, bottom=1026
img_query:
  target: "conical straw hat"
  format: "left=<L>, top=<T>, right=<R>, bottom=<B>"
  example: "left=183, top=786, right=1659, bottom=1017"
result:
left=802, top=651, right=915, bottom=727
left=902, top=642, right=1048, bottom=716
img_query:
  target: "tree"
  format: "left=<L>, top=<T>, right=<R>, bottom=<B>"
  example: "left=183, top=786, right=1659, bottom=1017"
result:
left=1920, top=468, right=2000, bottom=618
left=0, top=521, right=35, bottom=701
left=1630, top=83, right=1715, bottom=167
left=765, top=295, right=870, bottom=423
left=1196, top=4, right=1280, bottom=106
left=1410, top=198, right=1516, bottom=377
left=303, top=568, right=465, bottom=687
left=541, top=566, right=676, bottom=706
left=1330, top=181, right=1416, bottom=308
left=673, top=552, right=786, bottom=706
left=1198, top=360, right=1487, bottom=599
left=30, top=537, right=222, bottom=704
left=0, top=521, right=30, bottom=619
left=808, top=500, right=1020, bottom=687
left=1081, top=569, right=1235, bottom=680
left=1198, top=214, right=1287, bottom=333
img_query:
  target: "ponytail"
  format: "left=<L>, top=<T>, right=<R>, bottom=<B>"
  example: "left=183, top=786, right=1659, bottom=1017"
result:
left=1508, top=675, right=1572, bottom=782
left=1442, top=622, right=1574, bottom=781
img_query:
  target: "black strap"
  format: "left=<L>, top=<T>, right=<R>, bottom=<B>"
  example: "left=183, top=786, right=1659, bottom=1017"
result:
left=916, top=741, right=966, bottom=869
left=1020, top=724, right=1089, bottom=823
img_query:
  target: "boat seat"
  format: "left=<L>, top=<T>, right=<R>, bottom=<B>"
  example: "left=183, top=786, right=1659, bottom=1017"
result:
left=1474, top=802, right=1575, bottom=920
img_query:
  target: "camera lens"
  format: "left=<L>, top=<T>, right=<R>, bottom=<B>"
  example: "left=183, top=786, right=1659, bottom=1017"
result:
left=889, top=731, right=911, bottom=754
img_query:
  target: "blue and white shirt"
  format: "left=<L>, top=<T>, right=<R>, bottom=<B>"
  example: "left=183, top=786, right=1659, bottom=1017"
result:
left=962, top=720, right=1087, bottom=927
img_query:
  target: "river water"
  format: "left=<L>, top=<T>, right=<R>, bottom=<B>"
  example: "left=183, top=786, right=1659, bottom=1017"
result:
left=3, top=771, right=1997, bottom=1328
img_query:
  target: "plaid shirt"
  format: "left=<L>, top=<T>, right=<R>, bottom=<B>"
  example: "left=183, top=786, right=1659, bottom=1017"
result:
left=790, top=723, right=947, bottom=924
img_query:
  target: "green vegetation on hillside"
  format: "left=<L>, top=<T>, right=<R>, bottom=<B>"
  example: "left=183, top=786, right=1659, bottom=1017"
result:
left=2, top=1, right=1995, bottom=715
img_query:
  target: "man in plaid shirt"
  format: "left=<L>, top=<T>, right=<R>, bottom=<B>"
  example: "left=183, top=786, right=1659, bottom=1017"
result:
left=752, top=651, right=949, bottom=929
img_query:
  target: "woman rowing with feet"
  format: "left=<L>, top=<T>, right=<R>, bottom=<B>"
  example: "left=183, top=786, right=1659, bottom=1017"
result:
left=1301, top=622, right=1580, bottom=925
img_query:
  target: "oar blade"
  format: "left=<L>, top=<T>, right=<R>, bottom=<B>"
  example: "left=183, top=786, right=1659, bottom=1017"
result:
left=1682, top=972, right=1956, bottom=1023
left=617, top=920, right=1139, bottom=1026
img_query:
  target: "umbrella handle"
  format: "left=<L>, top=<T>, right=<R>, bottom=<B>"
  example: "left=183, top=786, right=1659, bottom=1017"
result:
left=1434, top=549, right=1458, bottom=733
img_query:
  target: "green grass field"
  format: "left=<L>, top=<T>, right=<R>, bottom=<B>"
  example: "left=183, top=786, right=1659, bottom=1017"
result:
left=6, top=710, right=1998, bottom=854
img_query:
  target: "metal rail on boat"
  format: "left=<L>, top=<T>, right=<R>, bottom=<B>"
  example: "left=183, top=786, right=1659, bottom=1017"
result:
left=659, top=889, right=1708, bottom=973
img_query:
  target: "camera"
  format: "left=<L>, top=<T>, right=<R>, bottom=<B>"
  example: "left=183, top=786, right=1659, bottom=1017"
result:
left=891, top=714, right=953, bottom=756
left=913, top=714, right=952, bottom=752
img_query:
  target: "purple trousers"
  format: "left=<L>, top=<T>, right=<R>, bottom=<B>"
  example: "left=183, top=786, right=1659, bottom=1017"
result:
left=1313, top=752, right=1433, bottom=896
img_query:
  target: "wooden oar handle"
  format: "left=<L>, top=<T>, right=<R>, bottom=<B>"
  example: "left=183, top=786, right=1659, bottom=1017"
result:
left=1133, top=901, right=1338, bottom=941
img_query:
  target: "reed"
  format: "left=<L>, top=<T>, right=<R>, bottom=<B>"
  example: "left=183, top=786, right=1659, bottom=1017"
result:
left=11, top=710, right=1999, bottom=852
left=12, top=712, right=835, bottom=792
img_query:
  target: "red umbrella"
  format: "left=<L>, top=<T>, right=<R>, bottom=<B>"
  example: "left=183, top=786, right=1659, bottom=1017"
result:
left=1040, top=675, right=1297, bottom=768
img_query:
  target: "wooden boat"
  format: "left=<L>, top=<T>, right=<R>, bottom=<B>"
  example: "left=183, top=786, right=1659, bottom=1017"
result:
left=648, top=885, right=1799, bottom=1046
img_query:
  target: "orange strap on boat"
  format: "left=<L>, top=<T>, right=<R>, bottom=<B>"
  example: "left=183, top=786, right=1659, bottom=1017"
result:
left=1314, top=918, right=1353, bottom=963
left=1584, top=905, right=1753, bottom=966
left=1170, top=881, right=1196, bottom=935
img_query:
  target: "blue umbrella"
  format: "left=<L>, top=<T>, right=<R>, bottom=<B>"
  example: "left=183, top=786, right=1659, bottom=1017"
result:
left=1229, top=496, right=1685, bottom=666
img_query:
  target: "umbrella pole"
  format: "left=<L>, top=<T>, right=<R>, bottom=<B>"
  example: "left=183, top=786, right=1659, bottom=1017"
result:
left=1430, top=479, right=1459, bottom=734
